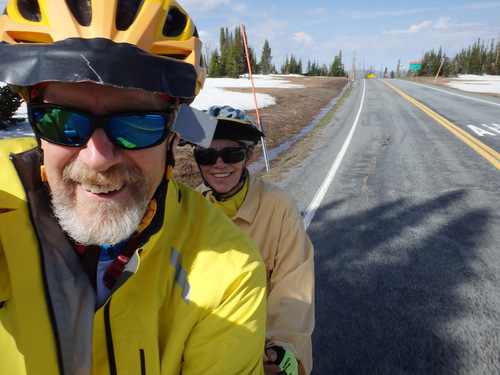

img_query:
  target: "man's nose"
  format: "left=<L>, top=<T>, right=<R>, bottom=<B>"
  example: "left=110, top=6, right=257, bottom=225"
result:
left=77, top=128, right=123, bottom=171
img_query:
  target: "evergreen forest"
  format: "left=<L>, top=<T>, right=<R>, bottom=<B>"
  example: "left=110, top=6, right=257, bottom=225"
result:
left=206, top=26, right=500, bottom=78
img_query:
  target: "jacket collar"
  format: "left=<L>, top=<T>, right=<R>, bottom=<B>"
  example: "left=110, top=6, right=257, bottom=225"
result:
left=232, top=174, right=261, bottom=224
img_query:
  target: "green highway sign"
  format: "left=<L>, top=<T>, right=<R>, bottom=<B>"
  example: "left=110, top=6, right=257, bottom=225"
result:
left=409, top=62, right=421, bottom=70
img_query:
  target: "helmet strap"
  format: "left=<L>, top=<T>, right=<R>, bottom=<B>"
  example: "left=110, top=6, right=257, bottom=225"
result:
left=137, top=199, right=157, bottom=235
left=208, top=168, right=248, bottom=202
left=40, top=164, right=47, bottom=182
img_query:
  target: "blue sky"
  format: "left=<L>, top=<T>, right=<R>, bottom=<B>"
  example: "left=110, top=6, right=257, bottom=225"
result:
left=1, top=0, right=498, bottom=73
left=181, top=0, right=500, bottom=73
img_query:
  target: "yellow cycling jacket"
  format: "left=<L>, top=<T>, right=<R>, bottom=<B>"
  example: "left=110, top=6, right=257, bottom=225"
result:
left=0, top=138, right=266, bottom=375
left=198, top=174, right=315, bottom=375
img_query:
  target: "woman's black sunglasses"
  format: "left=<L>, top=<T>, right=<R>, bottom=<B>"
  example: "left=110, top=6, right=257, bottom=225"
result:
left=27, top=102, right=175, bottom=150
left=194, top=147, right=247, bottom=166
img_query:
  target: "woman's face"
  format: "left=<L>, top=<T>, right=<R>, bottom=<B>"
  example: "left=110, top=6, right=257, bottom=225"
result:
left=198, top=139, right=252, bottom=195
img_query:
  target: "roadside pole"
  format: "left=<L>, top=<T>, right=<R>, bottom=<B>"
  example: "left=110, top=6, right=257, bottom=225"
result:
left=433, top=58, right=446, bottom=84
left=241, top=24, right=270, bottom=172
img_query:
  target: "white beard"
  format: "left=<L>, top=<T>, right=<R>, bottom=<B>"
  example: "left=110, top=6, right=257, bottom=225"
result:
left=50, top=160, right=155, bottom=246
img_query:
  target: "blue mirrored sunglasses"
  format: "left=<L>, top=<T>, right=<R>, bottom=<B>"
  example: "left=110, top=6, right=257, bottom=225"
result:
left=28, top=102, right=175, bottom=150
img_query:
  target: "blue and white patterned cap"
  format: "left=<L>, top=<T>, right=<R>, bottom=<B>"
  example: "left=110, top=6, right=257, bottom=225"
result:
left=203, top=105, right=264, bottom=146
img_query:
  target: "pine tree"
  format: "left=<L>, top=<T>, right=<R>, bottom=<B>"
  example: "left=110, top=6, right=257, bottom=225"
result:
left=319, top=64, right=328, bottom=76
left=281, top=55, right=290, bottom=74
left=248, top=45, right=258, bottom=75
left=260, top=39, right=273, bottom=75
left=306, top=60, right=321, bottom=76
left=219, top=27, right=230, bottom=76
left=485, top=39, right=495, bottom=74
left=468, top=39, right=482, bottom=74
left=329, top=51, right=345, bottom=77
left=286, top=54, right=302, bottom=74
left=0, top=85, right=23, bottom=130
left=209, top=49, right=223, bottom=77
left=226, top=26, right=246, bottom=78
left=306, top=60, right=312, bottom=75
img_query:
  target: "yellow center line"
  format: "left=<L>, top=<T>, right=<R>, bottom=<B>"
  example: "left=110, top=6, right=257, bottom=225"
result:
left=381, top=80, right=500, bottom=170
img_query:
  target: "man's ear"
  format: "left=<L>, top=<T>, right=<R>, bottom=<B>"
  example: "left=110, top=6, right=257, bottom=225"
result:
left=165, top=132, right=180, bottom=181
left=169, top=133, right=180, bottom=157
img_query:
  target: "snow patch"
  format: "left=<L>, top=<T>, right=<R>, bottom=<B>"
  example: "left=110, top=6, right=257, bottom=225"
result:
left=1, top=74, right=499, bottom=140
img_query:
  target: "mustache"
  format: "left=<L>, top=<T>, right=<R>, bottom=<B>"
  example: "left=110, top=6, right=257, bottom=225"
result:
left=62, top=160, right=144, bottom=187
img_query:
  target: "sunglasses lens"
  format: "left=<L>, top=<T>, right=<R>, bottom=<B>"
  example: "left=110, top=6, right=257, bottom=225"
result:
left=109, top=114, right=168, bottom=149
left=31, top=106, right=91, bottom=146
left=29, top=103, right=172, bottom=149
left=195, top=149, right=215, bottom=165
left=221, top=148, right=246, bottom=163
left=195, top=147, right=246, bottom=165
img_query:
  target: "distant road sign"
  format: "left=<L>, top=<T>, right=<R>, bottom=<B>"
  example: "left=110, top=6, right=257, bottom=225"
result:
left=409, top=62, right=421, bottom=70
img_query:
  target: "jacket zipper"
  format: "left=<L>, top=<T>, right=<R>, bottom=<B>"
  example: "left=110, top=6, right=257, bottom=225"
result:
left=140, top=349, right=146, bottom=375
left=104, top=300, right=118, bottom=375
left=104, top=300, right=147, bottom=375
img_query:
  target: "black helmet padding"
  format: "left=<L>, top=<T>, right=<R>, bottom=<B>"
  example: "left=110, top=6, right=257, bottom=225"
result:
left=0, top=37, right=197, bottom=98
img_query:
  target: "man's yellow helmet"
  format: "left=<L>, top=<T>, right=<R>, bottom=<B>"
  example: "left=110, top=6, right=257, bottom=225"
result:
left=0, top=0, right=206, bottom=101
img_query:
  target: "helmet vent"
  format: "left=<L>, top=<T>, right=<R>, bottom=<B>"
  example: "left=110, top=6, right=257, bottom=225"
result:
left=17, top=0, right=42, bottom=22
left=116, top=0, right=144, bottom=31
left=164, top=54, right=187, bottom=60
left=162, top=6, right=187, bottom=37
left=65, top=0, right=91, bottom=27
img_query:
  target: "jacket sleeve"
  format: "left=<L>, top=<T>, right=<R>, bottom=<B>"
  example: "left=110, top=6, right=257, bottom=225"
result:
left=181, top=238, right=267, bottom=375
left=265, top=198, right=315, bottom=375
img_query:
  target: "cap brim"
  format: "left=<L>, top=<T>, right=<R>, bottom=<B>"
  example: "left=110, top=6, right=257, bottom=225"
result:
left=214, top=118, right=264, bottom=144
left=0, top=38, right=197, bottom=99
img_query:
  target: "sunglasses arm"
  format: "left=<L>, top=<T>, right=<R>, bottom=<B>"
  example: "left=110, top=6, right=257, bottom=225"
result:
left=165, top=132, right=177, bottom=181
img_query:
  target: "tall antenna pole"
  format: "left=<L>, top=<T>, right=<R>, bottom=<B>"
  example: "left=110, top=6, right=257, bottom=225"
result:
left=241, top=23, right=270, bottom=171
left=352, top=51, right=356, bottom=81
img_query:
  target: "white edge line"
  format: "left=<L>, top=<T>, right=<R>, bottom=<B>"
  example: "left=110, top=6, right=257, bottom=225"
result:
left=302, top=79, right=366, bottom=230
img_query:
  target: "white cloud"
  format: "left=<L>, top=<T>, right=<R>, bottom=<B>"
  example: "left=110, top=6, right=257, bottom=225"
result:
left=198, top=30, right=211, bottom=40
left=408, top=20, right=432, bottom=33
left=434, top=16, right=451, bottom=29
left=292, top=31, right=314, bottom=45
left=383, top=20, right=432, bottom=35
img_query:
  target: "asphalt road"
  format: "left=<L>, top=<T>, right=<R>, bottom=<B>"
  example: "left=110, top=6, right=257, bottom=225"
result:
left=278, top=78, right=500, bottom=374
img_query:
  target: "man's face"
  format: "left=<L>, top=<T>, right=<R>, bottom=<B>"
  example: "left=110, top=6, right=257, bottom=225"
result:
left=40, top=82, right=174, bottom=245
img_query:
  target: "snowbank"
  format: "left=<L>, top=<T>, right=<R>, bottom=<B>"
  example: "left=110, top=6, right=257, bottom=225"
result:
left=190, top=74, right=304, bottom=111
left=1, top=74, right=499, bottom=140
left=446, top=74, right=500, bottom=94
